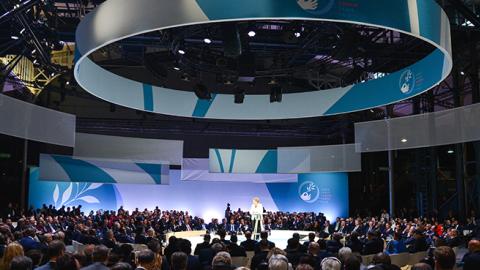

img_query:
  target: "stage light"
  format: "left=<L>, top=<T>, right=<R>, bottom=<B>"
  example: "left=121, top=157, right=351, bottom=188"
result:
left=248, top=30, right=256, bottom=37
left=401, top=138, right=408, bottom=143
left=11, top=36, right=19, bottom=40
left=203, top=38, right=212, bottom=44
left=173, top=66, right=180, bottom=71
left=178, top=49, right=185, bottom=55
left=294, top=32, right=301, bottom=38
left=270, top=86, right=282, bottom=103
left=194, top=83, right=212, bottom=100
left=32, top=59, right=38, bottom=64
left=448, top=149, right=454, bottom=154
left=19, top=28, right=25, bottom=34
left=66, top=81, right=70, bottom=86
left=31, top=49, right=36, bottom=54
left=460, top=71, right=465, bottom=76
left=51, top=72, right=55, bottom=77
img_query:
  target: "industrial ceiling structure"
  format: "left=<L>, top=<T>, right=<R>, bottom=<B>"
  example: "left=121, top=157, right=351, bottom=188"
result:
left=0, top=0, right=479, bottom=143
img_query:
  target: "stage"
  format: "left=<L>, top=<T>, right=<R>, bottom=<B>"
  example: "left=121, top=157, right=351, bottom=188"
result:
left=166, top=230, right=317, bottom=250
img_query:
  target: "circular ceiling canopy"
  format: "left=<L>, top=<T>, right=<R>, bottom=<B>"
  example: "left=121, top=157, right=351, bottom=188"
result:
left=75, top=0, right=452, bottom=120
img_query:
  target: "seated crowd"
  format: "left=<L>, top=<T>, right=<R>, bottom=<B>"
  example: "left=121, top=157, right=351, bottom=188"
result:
left=0, top=204, right=479, bottom=270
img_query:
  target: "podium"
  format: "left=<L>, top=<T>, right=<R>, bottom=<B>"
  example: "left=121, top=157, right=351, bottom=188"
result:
left=251, top=213, right=265, bottom=240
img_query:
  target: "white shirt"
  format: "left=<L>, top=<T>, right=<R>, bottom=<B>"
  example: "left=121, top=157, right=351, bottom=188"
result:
left=250, top=203, right=263, bottom=215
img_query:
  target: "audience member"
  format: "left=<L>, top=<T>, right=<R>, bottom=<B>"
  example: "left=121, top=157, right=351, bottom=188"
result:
left=320, top=257, right=341, bottom=270
left=80, top=245, right=109, bottom=270
left=0, top=242, right=24, bottom=270
left=228, top=235, right=246, bottom=257
left=135, top=249, right=155, bottom=270
left=56, top=253, right=80, bottom=270
left=9, top=256, right=33, bottom=270
left=170, top=252, right=188, bottom=270
left=194, top=235, right=211, bottom=256
left=240, top=232, right=256, bottom=252
left=463, top=239, right=480, bottom=270
left=433, top=246, right=455, bottom=270
left=36, top=240, right=65, bottom=270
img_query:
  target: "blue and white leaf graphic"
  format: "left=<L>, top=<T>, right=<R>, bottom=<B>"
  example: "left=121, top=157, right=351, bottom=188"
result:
left=78, top=195, right=100, bottom=204
left=61, top=183, right=72, bottom=205
left=53, top=184, right=59, bottom=206
left=85, top=183, right=103, bottom=191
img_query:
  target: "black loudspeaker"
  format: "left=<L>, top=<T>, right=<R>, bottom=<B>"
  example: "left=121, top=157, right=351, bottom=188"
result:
left=270, top=86, right=282, bottom=103
left=194, top=84, right=211, bottom=100
left=234, top=89, right=245, bottom=104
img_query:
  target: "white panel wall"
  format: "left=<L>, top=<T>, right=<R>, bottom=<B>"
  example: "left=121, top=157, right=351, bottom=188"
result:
left=277, top=144, right=361, bottom=173
left=0, top=94, right=75, bottom=147
left=74, top=133, right=183, bottom=165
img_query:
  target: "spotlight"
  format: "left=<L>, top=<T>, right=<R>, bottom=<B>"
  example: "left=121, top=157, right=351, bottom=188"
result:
left=401, top=138, right=408, bottom=143
left=460, top=71, right=465, bottom=76
left=234, top=88, right=245, bottom=104
left=447, top=150, right=454, bottom=154
left=194, top=83, right=211, bottom=100
left=270, top=86, right=282, bottom=103
left=294, top=32, right=301, bottom=38
left=203, top=38, right=212, bottom=44
left=66, top=81, right=70, bottom=85
left=248, top=30, right=256, bottom=37
left=173, top=66, right=180, bottom=71
left=11, top=36, right=19, bottom=40
left=51, top=72, right=55, bottom=77
left=178, top=49, right=186, bottom=55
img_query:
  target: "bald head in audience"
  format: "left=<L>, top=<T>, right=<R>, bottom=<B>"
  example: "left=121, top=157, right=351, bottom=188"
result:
left=468, top=239, right=480, bottom=252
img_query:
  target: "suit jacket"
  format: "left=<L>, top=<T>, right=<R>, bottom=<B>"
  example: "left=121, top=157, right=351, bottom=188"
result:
left=35, top=262, right=55, bottom=270
left=250, top=251, right=269, bottom=270
left=19, top=236, right=42, bottom=252
left=346, top=239, right=363, bottom=254
left=187, top=255, right=202, bottom=270
left=385, top=240, right=407, bottom=255
left=463, top=251, right=480, bottom=270
left=229, top=243, right=247, bottom=257
left=80, top=262, right=110, bottom=270
left=194, top=242, right=211, bottom=255
left=254, top=240, right=275, bottom=254
left=362, top=239, right=384, bottom=255
left=226, top=223, right=239, bottom=233
left=326, top=240, right=342, bottom=254
left=198, top=248, right=216, bottom=267
left=407, top=237, right=428, bottom=253
left=299, top=254, right=321, bottom=270
left=285, top=249, right=305, bottom=267
left=241, top=239, right=257, bottom=252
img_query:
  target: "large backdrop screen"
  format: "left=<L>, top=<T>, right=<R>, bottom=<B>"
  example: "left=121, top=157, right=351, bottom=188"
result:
left=29, top=168, right=348, bottom=221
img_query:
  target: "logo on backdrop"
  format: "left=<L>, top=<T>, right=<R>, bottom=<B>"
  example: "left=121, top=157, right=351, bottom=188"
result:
left=399, top=69, right=415, bottom=95
left=297, top=0, right=335, bottom=15
left=298, top=181, right=320, bottom=203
